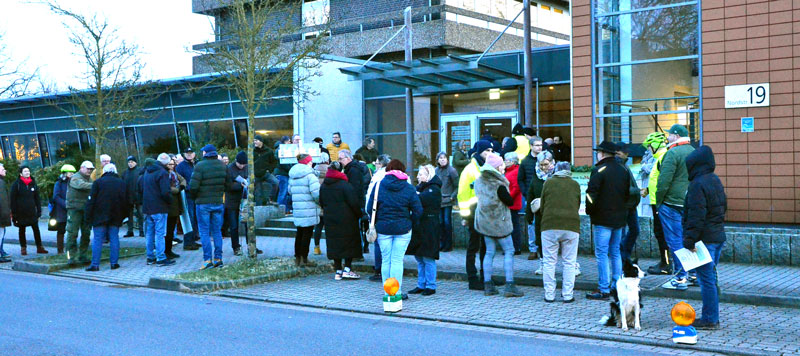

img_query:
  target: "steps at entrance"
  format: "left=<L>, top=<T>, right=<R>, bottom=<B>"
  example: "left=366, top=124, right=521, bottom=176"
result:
left=256, top=217, right=326, bottom=239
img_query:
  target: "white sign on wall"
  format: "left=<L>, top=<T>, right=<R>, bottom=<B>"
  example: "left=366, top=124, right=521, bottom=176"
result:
left=724, top=83, right=770, bottom=108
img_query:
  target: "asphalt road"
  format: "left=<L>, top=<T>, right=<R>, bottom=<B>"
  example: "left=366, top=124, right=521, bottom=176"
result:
left=0, top=270, right=680, bottom=356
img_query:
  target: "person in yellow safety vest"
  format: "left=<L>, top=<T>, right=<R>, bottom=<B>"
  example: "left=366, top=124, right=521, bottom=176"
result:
left=511, top=124, right=530, bottom=159
left=457, top=140, right=495, bottom=291
left=639, top=132, right=671, bottom=275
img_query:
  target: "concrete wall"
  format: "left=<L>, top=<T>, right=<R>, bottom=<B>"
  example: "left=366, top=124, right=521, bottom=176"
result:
left=296, top=57, right=364, bottom=150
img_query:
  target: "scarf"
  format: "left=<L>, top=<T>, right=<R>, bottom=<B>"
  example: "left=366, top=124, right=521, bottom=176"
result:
left=169, top=171, right=178, bottom=187
left=535, top=163, right=554, bottom=181
left=20, top=176, right=33, bottom=185
left=325, top=169, right=348, bottom=181
left=553, top=170, right=572, bottom=178
left=668, top=137, right=691, bottom=149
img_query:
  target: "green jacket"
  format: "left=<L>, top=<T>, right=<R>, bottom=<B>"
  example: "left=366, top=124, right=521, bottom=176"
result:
left=66, top=172, right=93, bottom=210
left=188, top=158, right=230, bottom=205
left=539, top=173, right=581, bottom=234
left=656, top=140, right=695, bottom=207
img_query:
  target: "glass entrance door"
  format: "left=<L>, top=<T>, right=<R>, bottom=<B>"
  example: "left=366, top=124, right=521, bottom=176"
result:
left=441, top=114, right=473, bottom=158
left=439, top=111, right=518, bottom=157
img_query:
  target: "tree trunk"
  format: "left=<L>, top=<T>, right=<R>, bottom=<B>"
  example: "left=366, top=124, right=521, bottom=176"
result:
left=246, top=114, right=257, bottom=259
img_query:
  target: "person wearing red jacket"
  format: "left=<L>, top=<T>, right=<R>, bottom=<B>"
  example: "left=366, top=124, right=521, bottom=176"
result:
left=503, top=152, right=523, bottom=255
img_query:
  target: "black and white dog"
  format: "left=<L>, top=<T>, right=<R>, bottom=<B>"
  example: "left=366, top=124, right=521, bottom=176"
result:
left=601, top=259, right=646, bottom=331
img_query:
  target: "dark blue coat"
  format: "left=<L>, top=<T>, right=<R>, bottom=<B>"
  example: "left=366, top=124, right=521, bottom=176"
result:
left=85, top=172, right=129, bottom=227
left=52, top=176, right=69, bottom=223
left=682, top=146, right=727, bottom=249
left=142, top=162, right=172, bottom=215
left=367, top=173, right=422, bottom=236
left=176, top=159, right=195, bottom=185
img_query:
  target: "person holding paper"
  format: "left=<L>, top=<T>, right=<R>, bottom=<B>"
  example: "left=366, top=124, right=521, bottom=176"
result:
left=682, top=145, right=727, bottom=330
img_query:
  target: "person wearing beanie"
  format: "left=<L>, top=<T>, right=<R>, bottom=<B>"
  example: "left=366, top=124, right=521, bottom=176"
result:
left=51, top=164, right=76, bottom=254
left=189, top=145, right=231, bottom=269
left=456, top=139, right=495, bottom=291
left=122, top=155, right=144, bottom=237
left=84, top=162, right=128, bottom=271
left=657, top=124, right=696, bottom=291
left=253, top=134, right=278, bottom=207
left=177, top=147, right=201, bottom=250
left=226, top=151, right=249, bottom=256
left=142, top=153, right=176, bottom=267
left=474, top=153, right=524, bottom=298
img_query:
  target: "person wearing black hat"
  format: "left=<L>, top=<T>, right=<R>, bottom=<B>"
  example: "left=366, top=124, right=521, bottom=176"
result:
left=226, top=151, right=250, bottom=256
left=122, top=155, right=143, bottom=237
left=615, top=143, right=641, bottom=263
left=456, top=139, right=495, bottom=290
left=253, top=135, right=279, bottom=206
left=177, top=147, right=201, bottom=250
left=585, top=140, right=629, bottom=300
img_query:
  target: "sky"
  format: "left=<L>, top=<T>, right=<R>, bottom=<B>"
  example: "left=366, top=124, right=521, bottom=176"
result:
left=0, top=0, right=214, bottom=92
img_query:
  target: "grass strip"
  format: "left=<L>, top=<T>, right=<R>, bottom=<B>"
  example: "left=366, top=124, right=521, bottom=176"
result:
left=27, top=247, right=147, bottom=265
left=172, top=257, right=326, bottom=283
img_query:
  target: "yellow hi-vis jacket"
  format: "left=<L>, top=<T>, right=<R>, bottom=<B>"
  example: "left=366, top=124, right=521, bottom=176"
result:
left=457, top=158, right=481, bottom=217
left=647, top=147, right=667, bottom=205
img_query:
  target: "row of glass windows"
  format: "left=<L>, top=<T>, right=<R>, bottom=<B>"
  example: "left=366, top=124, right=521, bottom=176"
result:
left=0, top=116, right=293, bottom=169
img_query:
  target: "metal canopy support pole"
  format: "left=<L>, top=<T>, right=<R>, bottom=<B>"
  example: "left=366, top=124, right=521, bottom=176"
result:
left=523, top=0, right=534, bottom=127
left=404, top=6, right=414, bottom=175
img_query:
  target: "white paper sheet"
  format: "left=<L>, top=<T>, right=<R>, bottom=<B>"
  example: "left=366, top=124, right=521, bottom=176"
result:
left=674, top=241, right=712, bottom=271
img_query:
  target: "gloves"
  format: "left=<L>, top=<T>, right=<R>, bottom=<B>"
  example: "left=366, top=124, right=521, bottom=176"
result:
left=235, top=176, right=248, bottom=185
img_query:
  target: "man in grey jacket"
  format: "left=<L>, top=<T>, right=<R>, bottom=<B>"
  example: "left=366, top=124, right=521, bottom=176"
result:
left=65, top=161, right=95, bottom=265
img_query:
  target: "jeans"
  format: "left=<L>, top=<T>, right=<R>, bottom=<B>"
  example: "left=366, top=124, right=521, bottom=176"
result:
left=183, top=198, right=199, bottom=247
left=197, top=204, right=225, bottom=261
left=439, top=206, right=453, bottom=250
left=127, top=204, right=143, bottom=235
left=228, top=207, right=242, bottom=250
left=255, top=173, right=279, bottom=206
left=294, top=226, right=313, bottom=258
left=66, top=208, right=92, bottom=262
left=415, top=256, right=437, bottom=290
left=541, top=230, right=579, bottom=300
left=621, top=208, right=640, bottom=261
left=145, top=214, right=167, bottom=261
left=377, top=232, right=412, bottom=295
left=659, top=204, right=689, bottom=279
left=277, top=175, right=291, bottom=212
left=0, top=227, right=7, bottom=256
left=696, top=242, right=723, bottom=323
left=91, top=225, right=119, bottom=267
left=483, top=235, right=515, bottom=283
left=510, top=209, right=521, bottom=253
left=593, top=225, right=623, bottom=293
left=465, top=217, right=485, bottom=281
left=527, top=221, right=538, bottom=253
left=373, top=239, right=382, bottom=271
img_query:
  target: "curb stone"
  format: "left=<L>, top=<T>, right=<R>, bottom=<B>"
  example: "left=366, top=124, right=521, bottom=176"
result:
left=217, top=293, right=775, bottom=356
left=12, top=251, right=147, bottom=274
left=148, top=264, right=330, bottom=293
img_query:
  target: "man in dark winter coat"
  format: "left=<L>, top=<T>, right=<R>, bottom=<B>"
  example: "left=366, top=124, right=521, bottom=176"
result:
left=585, top=141, right=629, bottom=300
left=339, top=149, right=371, bottom=253
left=226, top=151, right=249, bottom=256
left=551, top=136, right=571, bottom=163
left=84, top=164, right=129, bottom=271
left=517, top=135, right=543, bottom=259
left=355, top=137, right=379, bottom=164
left=176, top=147, right=201, bottom=250
left=0, top=163, right=11, bottom=263
left=682, top=145, right=727, bottom=330
left=189, top=144, right=231, bottom=269
left=122, top=156, right=143, bottom=237
left=253, top=135, right=279, bottom=205
left=143, top=154, right=176, bottom=267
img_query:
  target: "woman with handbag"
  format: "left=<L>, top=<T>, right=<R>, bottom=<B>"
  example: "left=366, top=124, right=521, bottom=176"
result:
left=165, top=157, right=186, bottom=259
left=51, top=164, right=76, bottom=254
left=319, top=161, right=362, bottom=279
left=407, top=165, right=441, bottom=296
left=10, top=166, right=47, bottom=255
left=366, top=159, right=422, bottom=300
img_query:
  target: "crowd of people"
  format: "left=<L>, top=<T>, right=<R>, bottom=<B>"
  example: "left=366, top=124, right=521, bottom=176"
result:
left=0, top=124, right=726, bottom=330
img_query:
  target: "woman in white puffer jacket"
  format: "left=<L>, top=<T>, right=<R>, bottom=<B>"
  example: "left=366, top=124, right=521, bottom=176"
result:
left=288, top=153, right=320, bottom=266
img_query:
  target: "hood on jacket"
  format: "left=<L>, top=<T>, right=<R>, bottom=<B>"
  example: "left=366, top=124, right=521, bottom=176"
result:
left=382, top=174, right=411, bottom=192
left=289, top=163, right=314, bottom=179
left=385, top=170, right=408, bottom=181
left=686, top=145, right=715, bottom=181
left=146, top=161, right=165, bottom=174
left=479, top=163, right=508, bottom=183
left=417, top=175, right=442, bottom=192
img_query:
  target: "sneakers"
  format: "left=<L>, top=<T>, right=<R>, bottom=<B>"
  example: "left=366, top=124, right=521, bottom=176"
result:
left=647, top=262, right=673, bottom=275
left=504, top=283, right=524, bottom=298
left=146, top=258, right=156, bottom=265
left=233, top=248, right=242, bottom=256
left=85, top=266, right=100, bottom=272
left=692, top=319, right=720, bottom=330
left=661, top=276, right=689, bottom=290
left=575, top=263, right=582, bottom=277
left=586, top=290, right=610, bottom=300
left=0, top=256, right=10, bottom=263
left=124, top=232, right=134, bottom=238
left=110, top=263, right=121, bottom=270
left=342, top=270, right=361, bottom=279
left=213, top=259, right=223, bottom=268
left=334, top=272, right=342, bottom=280
left=313, top=246, right=321, bottom=255
left=484, top=280, right=498, bottom=296
left=166, top=252, right=181, bottom=259
left=563, top=297, right=575, bottom=303
left=156, top=259, right=176, bottom=267
left=688, top=275, right=699, bottom=287
left=201, top=260, right=214, bottom=270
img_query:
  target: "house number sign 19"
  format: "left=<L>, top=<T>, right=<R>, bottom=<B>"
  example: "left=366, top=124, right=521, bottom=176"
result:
left=724, top=83, right=769, bottom=108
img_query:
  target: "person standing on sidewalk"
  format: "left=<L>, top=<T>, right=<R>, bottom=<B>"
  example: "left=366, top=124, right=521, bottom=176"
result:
left=539, top=162, right=581, bottom=303
left=0, top=164, right=11, bottom=263
left=616, top=144, right=640, bottom=262
left=312, top=152, right=330, bottom=256
left=367, top=159, right=422, bottom=301
left=407, top=165, right=441, bottom=296
left=319, top=161, right=362, bottom=280
left=142, top=155, right=176, bottom=267
left=122, top=156, right=143, bottom=237
left=457, top=140, right=494, bottom=291
left=339, top=148, right=371, bottom=254
left=525, top=151, right=555, bottom=274
left=164, top=157, right=186, bottom=260
left=65, top=161, right=94, bottom=264
left=365, top=154, right=391, bottom=281
left=502, top=152, right=522, bottom=255
left=355, top=137, right=379, bottom=167
left=657, top=124, right=696, bottom=290
left=517, top=136, right=543, bottom=260
left=434, top=152, right=458, bottom=252
left=451, top=140, right=470, bottom=176
left=10, top=166, right=47, bottom=255
left=640, top=132, right=671, bottom=275
left=84, top=164, right=128, bottom=272
left=189, top=145, right=230, bottom=270
left=683, top=145, right=727, bottom=330
left=585, top=141, right=628, bottom=300
left=52, top=164, right=75, bottom=254
left=253, top=135, right=278, bottom=205
left=288, top=153, right=321, bottom=267
left=226, top=151, right=248, bottom=256
left=274, top=136, right=293, bottom=213
left=176, top=148, right=201, bottom=250
left=326, top=132, right=351, bottom=165
left=475, top=153, right=524, bottom=298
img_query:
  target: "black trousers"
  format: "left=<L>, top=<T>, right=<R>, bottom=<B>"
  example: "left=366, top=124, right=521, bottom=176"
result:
left=166, top=216, right=179, bottom=255
left=313, top=216, right=324, bottom=246
left=465, top=216, right=486, bottom=281
left=334, top=258, right=353, bottom=271
left=294, top=226, right=314, bottom=258
left=19, top=224, right=43, bottom=249
left=651, top=204, right=668, bottom=264
left=228, top=208, right=241, bottom=250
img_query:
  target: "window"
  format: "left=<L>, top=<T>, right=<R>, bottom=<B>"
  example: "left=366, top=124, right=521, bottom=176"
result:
left=554, top=8, right=563, bottom=14
left=302, top=0, right=329, bottom=27
left=541, top=5, right=550, bottom=10
left=592, top=0, right=700, bottom=146
left=137, top=124, right=178, bottom=156
left=441, top=89, right=518, bottom=114
left=7, top=134, right=41, bottom=169
left=364, top=96, right=440, bottom=167
left=253, top=115, right=293, bottom=147
left=47, top=131, right=81, bottom=163
left=188, top=120, right=237, bottom=150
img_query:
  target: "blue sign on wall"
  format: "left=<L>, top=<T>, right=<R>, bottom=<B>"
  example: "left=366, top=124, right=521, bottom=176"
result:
left=741, top=117, right=754, bottom=133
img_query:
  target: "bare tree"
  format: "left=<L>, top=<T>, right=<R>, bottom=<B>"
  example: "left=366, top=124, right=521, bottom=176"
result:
left=44, top=2, right=159, bottom=172
left=0, top=34, right=39, bottom=98
left=196, top=0, right=330, bottom=258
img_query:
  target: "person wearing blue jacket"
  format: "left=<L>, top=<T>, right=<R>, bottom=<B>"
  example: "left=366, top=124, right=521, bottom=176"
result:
left=84, top=164, right=129, bottom=271
left=142, top=154, right=176, bottom=267
left=682, top=145, right=727, bottom=330
left=367, top=159, right=422, bottom=302
left=52, top=164, right=75, bottom=254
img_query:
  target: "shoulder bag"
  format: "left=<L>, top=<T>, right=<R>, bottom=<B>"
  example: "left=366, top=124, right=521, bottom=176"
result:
left=366, top=181, right=380, bottom=243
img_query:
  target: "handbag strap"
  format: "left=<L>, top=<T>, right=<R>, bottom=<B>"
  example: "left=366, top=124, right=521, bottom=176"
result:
left=369, top=182, right=380, bottom=227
